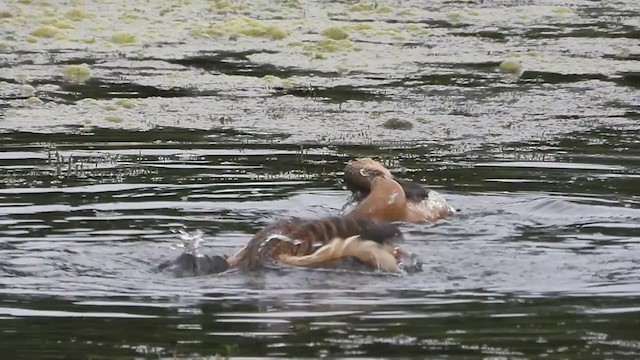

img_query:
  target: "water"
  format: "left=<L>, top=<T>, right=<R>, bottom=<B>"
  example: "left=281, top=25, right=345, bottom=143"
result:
left=1, top=0, right=640, bottom=358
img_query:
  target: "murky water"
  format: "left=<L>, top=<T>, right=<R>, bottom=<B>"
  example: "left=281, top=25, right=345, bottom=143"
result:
left=1, top=0, right=640, bottom=359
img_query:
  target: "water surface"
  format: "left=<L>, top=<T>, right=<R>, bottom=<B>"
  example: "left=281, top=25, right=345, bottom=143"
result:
left=1, top=0, right=639, bottom=358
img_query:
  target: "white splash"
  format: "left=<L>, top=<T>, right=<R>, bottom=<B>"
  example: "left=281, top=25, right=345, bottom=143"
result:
left=339, top=193, right=359, bottom=215
left=426, top=190, right=457, bottom=215
left=170, top=228, right=205, bottom=257
left=398, top=252, right=423, bottom=274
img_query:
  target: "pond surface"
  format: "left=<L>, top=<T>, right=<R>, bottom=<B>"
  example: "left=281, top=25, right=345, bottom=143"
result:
left=1, top=0, right=639, bottom=359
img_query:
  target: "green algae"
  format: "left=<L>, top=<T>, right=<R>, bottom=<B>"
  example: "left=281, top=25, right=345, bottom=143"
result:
left=26, top=96, right=43, bottom=105
left=111, top=31, right=135, bottom=44
left=62, top=64, right=91, bottom=84
left=78, top=37, right=96, bottom=44
left=321, top=27, right=349, bottom=40
left=210, top=0, right=248, bottom=11
left=53, top=20, right=75, bottom=29
left=115, top=99, right=136, bottom=109
left=65, top=7, right=90, bottom=20
left=15, top=72, right=29, bottom=83
left=349, top=2, right=376, bottom=11
left=262, top=75, right=280, bottom=83
left=105, top=115, right=123, bottom=123
left=191, top=16, right=288, bottom=40
left=305, top=38, right=356, bottom=53
left=20, top=84, right=36, bottom=96
left=499, top=59, right=522, bottom=74
left=551, top=6, right=574, bottom=14
left=382, top=118, right=414, bottom=130
left=31, top=25, right=58, bottom=37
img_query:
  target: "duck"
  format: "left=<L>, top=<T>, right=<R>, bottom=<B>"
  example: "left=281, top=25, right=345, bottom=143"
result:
left=158, top=214, right=422, bottom=277
left=341, top=157, right=455, bottom=223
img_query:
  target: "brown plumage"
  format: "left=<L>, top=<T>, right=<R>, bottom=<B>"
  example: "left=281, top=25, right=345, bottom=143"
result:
left=226, top=215, right=411, bottom=272
left=342, top=158, right=454, bottom=223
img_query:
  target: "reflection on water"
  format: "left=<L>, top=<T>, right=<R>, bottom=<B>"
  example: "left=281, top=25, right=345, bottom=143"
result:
left=1, top=0, right=640, bottom=358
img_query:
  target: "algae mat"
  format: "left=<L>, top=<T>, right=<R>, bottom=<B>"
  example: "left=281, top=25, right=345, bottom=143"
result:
left=1, top=0, right=638, bottom=148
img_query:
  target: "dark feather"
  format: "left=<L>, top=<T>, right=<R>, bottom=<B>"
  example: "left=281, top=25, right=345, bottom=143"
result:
left=352, top=217, right=405, bottom=244
left=157, top=253, right=228, bottom=277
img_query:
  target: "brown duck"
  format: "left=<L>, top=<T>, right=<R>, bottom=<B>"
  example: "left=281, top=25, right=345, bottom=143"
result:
left=341, top=157, right=455, bottom=223
left=160, top=214, right=421, bottom=277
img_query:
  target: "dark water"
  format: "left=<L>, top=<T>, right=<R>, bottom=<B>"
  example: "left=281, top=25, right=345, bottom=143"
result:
left=2, top=0, right=640, bottom=358
left=1, top=126, right=639, bottom=359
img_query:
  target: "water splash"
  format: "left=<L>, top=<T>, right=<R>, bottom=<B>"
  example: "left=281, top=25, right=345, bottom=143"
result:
left=398, top=252, right=423, bottom=274
left=426, top=190, right=457, bottom=215
left=170, top=228, right=205, bottom=257
left=339, top=193, right=359, bottom=215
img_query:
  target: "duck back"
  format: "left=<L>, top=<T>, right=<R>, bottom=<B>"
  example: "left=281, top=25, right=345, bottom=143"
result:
left=228, top=215, right=404, bottom=270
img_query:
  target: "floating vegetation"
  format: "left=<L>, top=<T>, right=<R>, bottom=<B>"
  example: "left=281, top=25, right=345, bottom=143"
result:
left=397, top=8, right=417, bottom=16
left=260, top=75, right=298, bottom=89
left=551, top=6, right=574, bottom=15
left=281, top=77, right=296, bottom=89
left=31, top=25, right=58, bottom=37
left=115, top=98, right=136, bottom=109
left=321, top=27, right=349, bottom=40
left=52, top=20, right=75, bottom=29
left=111, top=31, right=136, bottom=44
left=39, top=17, right=55, bottom=25
left=209, top=0, right=248, bottom=12
left=404, top=24, right=422, bottom=32
left=349, top=2, right=375, bottom=11
left=304, top=39, right=356, bottom=54
left=65, top=7, right=90, bottom=20
left=499, top=59, right=523, bottom=75
left=77, top=98, right=99, bottom=106
left=381, top=118, right=414, bottom=130
left=120, top=10, right=142, bottom=22
left=349, top=23, right=373, bottom=32
left=105, top=115, right=123, bottom=123
left=447, top=11, right=464, bottom=22
left=62, top=64, right=91, bottom=84
left=20, top=84, right=35, bottom=96
left=15, top=72, right=29, bottom=83
left=262, top=74, right=279, bottom=83
left=26, top=96, right=43, bottom=105
left=348, top=2, right=394, bottom=13
left=190, top=16, right=288, bottom=40
left=338, top=22, right=413, bottom=39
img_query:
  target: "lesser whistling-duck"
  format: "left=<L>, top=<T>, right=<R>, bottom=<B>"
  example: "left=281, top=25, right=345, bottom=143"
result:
left=159, top=215, right=422, bottom=277
left=341, top=157, right=455, bottom=223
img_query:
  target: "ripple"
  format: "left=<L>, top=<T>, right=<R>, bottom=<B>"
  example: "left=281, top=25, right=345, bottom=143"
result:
left=0, top=0, right=639, bottom=358
left=0, top=307, right=156, bottom=319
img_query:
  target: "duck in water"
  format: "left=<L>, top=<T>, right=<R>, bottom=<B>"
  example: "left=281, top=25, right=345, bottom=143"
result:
left=158, top=215, right=422, bottom=277
left=341, top=158, right=455, bottom=223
